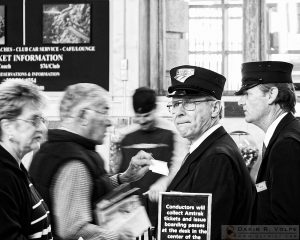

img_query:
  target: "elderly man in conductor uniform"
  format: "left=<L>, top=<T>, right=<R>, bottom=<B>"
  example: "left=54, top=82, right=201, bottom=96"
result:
left=235, top=61, right=300, bottom=225
left=166, top=65, right=254, bottom=240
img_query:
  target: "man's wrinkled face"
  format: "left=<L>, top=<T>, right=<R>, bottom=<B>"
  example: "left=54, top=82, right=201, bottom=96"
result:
left=84, top=104, right=111, bottom=144
left=238, top=86, right=269, bottom=126
left=170, top=97, right=215, bottom=142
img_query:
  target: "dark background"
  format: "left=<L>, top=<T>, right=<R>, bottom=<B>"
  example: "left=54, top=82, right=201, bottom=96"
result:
left=0, top=0, right=109, bottom=91
left=159, top=193, right=210, bottom=240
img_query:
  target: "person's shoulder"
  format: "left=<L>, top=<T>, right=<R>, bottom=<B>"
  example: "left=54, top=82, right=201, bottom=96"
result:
left=58, top=160, right=90, bottom=172
left=212, top=132, right=241, bottom=156
left=0, top=165, right=22, bottom=190
left=274, top=134, right=300, bottom=150
left=118, top=123, right=140, bottom=139
left=288, top=117, right=300, bottom=130
left=279, top=118, right=300, bottom=142
left=53, top=160, right=92, bottom=184
left=202, top=140, right=245, bottom=173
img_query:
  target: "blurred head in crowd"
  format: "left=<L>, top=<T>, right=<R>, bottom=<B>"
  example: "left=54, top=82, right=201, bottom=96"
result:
left=0, top=79, right=47, bottom=160
left=133, top=87, right=157, bottom=131
left=167, top=65, right=225, bottom=143
left=60, top=83, right=111, bottom=144
left=236, top=61, right=295, bottom=130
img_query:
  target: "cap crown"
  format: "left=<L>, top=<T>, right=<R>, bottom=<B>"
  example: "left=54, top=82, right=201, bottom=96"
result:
left=168, top=65, right=226, bottom=99
left=235, top=61, right=293, bottom=95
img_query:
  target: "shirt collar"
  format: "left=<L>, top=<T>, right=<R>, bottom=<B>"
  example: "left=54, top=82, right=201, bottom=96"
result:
left=189, top=124, right=221, bottom=153
left=264, top=112, right=287, bottom=147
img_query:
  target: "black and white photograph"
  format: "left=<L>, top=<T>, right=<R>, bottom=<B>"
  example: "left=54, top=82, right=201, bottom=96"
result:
left=1, top=1, right=300, bottom=240
left=0, top=6, right=5, bottom=45
left=42, top=4, right=91, bottom=44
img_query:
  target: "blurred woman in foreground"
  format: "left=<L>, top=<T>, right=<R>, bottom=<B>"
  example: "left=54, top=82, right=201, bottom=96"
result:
left=0, top=79, right=52, bottom=239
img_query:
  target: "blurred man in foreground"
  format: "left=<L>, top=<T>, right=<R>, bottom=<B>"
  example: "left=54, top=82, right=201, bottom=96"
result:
left=30, top=83, right=152, bottom=240
left=119, top=87, right=188, bottom=225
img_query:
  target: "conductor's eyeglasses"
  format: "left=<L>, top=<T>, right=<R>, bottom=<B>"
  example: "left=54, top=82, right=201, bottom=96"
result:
left=167, top=99, right=215, bottom=114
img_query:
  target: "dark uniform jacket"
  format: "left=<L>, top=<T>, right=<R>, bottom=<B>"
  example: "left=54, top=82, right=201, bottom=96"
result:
left=254, top=113, right=300, bottom=225
left=167, top=126, right=255, bottom=240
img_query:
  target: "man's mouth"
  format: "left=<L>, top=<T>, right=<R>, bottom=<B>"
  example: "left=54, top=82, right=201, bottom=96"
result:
left=177, top=121, right=189, bottom=125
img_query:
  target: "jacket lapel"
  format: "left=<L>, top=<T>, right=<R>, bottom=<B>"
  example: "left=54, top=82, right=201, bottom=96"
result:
left=257, top=113, right=295, bottom=180
left=168, top=126, right=227, bottom=190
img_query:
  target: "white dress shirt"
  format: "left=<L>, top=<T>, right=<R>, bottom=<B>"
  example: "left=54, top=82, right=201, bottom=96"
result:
left=189, top=124, right=222, bottom=154
left=263, top=113, right=287, bottom=148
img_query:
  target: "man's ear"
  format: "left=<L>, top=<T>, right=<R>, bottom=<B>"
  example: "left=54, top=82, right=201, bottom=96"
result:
left=267, top=87, right=279, bottom=105
left=78, top=109, right=86, bottom=119
left=78, top=109, right=89, bottom=126
left=211, top=100, right=221, bottom=118
left=0, top=119, right=13, bottom=135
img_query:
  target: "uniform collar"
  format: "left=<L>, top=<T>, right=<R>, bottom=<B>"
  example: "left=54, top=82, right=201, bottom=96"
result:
left=189, top=123, right=221, bottom=153
left=264, top=112, right=288, bottom=147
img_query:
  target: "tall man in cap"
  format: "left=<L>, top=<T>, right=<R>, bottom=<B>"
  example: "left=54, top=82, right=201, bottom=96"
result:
left=166, top=65, right=254, bottom=240
left=119, top=87, right=188, bottom=225
left=236, top=61, right=300, bottom=225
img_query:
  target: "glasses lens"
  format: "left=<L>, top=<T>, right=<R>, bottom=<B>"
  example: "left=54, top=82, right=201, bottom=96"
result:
left=183, top=101, right=196, bottom=111
left=167, top=100, right=207, bottom=113
left=173, top=101, right=181, bottom=109
left=167, top=101, right=180, bottom=113
left=167, top=103, right=172, bottom=113
left=34, top=116, right=48, bottom=127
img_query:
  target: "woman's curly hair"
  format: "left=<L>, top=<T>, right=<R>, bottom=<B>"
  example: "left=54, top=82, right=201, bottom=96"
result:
left=0, top=79, right=45, bottom=136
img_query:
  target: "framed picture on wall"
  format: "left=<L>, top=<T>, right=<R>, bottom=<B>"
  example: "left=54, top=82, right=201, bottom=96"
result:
left=0, top=5, right=5, bottom=45
left=1, top=0, right=109, bottom=91
left=42, top=3, right=91, bottom=44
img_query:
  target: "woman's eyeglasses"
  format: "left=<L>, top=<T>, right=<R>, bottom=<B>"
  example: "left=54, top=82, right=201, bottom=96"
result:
left=15, top=116, right=48, bottom=127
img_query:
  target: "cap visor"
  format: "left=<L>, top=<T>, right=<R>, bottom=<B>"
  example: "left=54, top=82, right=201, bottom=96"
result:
left=167, top=85, right=212, bottom=98
left=234, top=83, right=260, bottom=96
left=234, top=87, right=246, bottom=96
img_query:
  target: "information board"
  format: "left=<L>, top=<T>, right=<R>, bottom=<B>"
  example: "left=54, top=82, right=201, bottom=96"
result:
left=158, top=192, right=212, bottom=240
left=0, top=0, right=109, bottom=91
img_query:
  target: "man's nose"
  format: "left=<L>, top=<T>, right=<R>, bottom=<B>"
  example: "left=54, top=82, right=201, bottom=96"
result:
left=237, top=96, right=245, bottom=106
left=37, top=120, right=48, bottom=131
left=173, top=102, right=185, bottom=116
